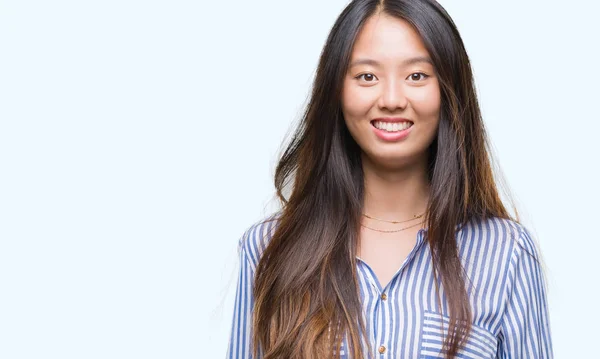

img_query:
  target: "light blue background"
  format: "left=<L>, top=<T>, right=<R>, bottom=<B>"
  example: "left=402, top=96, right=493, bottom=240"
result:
left=1, top=0, right=598, bottom=358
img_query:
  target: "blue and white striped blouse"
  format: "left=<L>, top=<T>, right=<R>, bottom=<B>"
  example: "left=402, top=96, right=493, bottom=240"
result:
left=227, top=214, right=553, bottom=358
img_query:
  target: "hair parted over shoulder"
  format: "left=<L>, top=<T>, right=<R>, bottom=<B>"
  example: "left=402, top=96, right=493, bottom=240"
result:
left=252, top=0, right=521, bottom=358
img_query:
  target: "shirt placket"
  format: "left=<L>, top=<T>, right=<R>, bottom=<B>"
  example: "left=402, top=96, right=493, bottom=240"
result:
left=361, top=268, right=391, bottom=358
left=379, top=288, right=391, bottom=357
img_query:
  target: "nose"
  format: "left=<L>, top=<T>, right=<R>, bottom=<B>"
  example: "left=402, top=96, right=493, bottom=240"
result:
left=377, top=78, right=408, bottom=112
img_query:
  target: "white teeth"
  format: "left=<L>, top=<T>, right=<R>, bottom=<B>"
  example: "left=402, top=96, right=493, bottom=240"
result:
left=372, top=120, right=412, bottom=132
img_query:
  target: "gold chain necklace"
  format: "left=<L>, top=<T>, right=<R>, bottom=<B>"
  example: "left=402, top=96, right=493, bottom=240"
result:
left=360, top=211, right=426, bottom=233
left=361, top=211, right=426, bottom=224
left=360, top=220, right=425, bottom=233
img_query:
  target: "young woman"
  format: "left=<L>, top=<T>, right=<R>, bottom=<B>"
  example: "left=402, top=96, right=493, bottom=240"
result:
left=227, top=0, right=553, bottom=358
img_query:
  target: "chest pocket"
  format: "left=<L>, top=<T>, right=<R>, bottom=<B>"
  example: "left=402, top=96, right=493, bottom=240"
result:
left=419, top=311, right=497, bottom=359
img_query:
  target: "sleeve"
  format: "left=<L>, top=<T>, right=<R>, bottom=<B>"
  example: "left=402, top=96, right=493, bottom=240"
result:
left=226, top=238, right=257, bottom=359
left=497, top=226, right=554, bottom=358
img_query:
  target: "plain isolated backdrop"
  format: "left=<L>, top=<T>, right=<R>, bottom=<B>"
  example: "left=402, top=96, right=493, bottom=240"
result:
left=1, top=0, right=599, bottom=358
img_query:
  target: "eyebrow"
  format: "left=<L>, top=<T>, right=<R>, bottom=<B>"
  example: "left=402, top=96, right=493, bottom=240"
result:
left=349, top=56, right=433, bottom=68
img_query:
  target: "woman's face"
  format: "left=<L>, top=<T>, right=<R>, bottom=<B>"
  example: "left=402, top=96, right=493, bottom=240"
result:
left=341, top=13, right=441, bottom=169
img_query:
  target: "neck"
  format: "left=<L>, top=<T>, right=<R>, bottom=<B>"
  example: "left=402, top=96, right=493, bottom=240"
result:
left=361, top=153, right=431, bottom=221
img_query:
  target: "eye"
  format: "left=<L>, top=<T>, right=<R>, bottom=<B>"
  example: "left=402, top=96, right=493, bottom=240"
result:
left=407, top=72, right=430, bottom=82
left=355, top=73, right=378, bottom=83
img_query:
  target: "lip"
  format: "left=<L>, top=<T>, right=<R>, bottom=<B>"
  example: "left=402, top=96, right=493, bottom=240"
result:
left=371, top=117, right=412, bottom=123
left=370, top=119, right=414, bottom=142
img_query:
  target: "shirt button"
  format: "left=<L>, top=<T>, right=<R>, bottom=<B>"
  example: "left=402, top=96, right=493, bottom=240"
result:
left=381, top=293, right=387, bottom=300
left=378, top=345, right=386, bottom=354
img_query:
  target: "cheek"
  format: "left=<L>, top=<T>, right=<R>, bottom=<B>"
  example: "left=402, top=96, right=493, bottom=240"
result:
left=342, top=85, right=374, bottom=119
left=411, top=86, right=441, bottom=118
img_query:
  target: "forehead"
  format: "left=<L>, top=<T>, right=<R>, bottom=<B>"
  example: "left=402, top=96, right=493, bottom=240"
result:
left=350, top=13, right=431, bottom=64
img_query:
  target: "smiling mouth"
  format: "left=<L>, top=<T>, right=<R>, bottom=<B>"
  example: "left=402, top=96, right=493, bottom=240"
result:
left=370, top=120, right=414, bottom=132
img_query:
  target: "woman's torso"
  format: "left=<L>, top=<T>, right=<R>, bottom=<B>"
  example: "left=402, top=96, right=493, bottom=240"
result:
left=236, top=214, right=550, bottom=358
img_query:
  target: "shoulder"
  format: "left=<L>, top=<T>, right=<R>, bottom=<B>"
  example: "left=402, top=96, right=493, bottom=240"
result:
left=456, top=216, right=541, bottom=270
left=237, top=211, right=282, bottom=271
left=458, top=216, right=535, bottom=251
